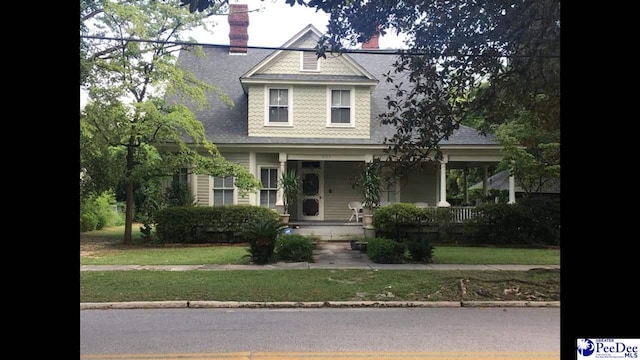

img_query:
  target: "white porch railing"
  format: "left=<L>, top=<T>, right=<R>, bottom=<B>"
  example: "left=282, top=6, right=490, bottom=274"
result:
left=445, top=206, right=479, bottom=223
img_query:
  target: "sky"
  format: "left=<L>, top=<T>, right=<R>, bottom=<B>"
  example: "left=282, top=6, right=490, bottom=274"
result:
left=186, top=0, right=406, bottom=49
left=80, top=0, right=407, bottom=108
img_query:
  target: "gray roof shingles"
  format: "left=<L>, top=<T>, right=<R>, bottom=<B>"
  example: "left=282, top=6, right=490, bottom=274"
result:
left=175, top=43, right=498, bottom=147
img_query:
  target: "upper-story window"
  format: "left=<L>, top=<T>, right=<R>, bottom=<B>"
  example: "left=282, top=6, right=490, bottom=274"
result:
left=328, top=88, right=354, bottom=126
left=267, top=88, right=292, bottom=125
left=301, top=51, right=319, bottom=71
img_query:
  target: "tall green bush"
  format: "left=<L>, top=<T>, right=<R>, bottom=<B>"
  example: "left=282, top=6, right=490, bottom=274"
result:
left=470, top=196, right=560, bottom=246
left=80, top=190, right=123, bottom=232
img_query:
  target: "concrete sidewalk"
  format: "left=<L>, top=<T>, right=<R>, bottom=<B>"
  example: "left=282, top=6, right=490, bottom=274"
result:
left=80, top=241, right=559, bottom=272
left=80, top=263, right=559, bottom=271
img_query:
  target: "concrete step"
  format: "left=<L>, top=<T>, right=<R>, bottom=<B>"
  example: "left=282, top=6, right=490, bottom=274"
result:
left=290, top=224, right=366, bottom=241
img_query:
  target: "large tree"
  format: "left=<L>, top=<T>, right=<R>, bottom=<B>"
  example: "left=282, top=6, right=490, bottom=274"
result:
left=80, top=0, right=261, bottom=244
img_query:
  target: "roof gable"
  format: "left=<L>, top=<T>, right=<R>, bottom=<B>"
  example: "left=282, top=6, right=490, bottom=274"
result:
left=240, top=24, right=378, bottom=84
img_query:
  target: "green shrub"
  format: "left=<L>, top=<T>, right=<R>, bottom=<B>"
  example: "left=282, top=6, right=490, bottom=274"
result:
left=470, top=196, right=560, bottom=246
left=80, top=190, right=123, bottom=232
left=165, top=181, right=196, bottom=207
left=366, top=237, right=406, bottom=264
left=404, top=238, right=434, bottom=263
left=238, top=218, right=287, bottom=264
left=80, top=212, right=99, bottom=232
left=275, top=234, right=314, bottom=262
left=154, top=205, right=279, bottom=244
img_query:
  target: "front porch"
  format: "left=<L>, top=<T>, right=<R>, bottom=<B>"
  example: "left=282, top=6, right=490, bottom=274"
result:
left=288, top=206, right=480, bottom=241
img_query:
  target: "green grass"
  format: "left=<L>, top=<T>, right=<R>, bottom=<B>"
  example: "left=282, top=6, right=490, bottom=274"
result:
left=431, top=245, right=559, bottom=265
left=81, top=247, right=251, bottom=265
left=80, top=269, right=560, bottom=303
left=81, top=229, right=559, bottom=266
left=81, top=225, right=560, bottom=303
left=83, top=225, right=144, bottom=241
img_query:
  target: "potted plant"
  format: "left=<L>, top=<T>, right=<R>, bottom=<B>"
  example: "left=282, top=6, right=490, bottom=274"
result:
left=354, top=162, right=382, bottom=226
left=279, top=170, right=301, bottom=224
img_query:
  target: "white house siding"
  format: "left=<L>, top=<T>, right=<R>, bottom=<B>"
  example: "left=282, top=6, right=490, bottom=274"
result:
left=400, top=167, right=438, bottom=205
left=323, top=161, right=362, bottom=221
left=247, top=84, right=370, bottom=138
left=194, top=152, right=253, bottom=206
left=256, top=153, right=279, bottom=164
left=220, top=152, right=251, bottom=205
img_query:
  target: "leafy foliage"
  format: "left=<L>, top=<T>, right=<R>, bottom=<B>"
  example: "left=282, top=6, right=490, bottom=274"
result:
left=80, top=0, right=261, bottom=244
left=275, top=234, right=314, bottom=262
left=80, top=190, right=124, bottom=232
left=366, top=237, right=406, bottom=264
left=238, top=218, right=287, bottom=264
left=353, top=162, right=382, bottom=210
left=291, top=0, right=559, bottom=179
left=279, top=170, right=301, bottom=215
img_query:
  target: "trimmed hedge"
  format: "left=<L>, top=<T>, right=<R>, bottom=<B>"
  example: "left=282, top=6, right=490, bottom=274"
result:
left=154, top=205, right=279, bottom=244
left=366, top=237, right=406, bottom=264
left=275, top=234, right=315, bottom=262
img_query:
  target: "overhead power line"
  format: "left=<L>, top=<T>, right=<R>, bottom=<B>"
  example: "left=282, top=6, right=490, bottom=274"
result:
left=80, top=35, right=560, bottom=59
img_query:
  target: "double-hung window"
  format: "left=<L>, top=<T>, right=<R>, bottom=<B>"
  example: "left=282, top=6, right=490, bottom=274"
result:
left=268, top=88, right=289, bottom=124
left=259, top=167, right=278, bottom=209
left=173, top=167, right=188, bottom=185
left=213, top=176, right=234, bottom=206
left=329, top=89, right=352, bottom=125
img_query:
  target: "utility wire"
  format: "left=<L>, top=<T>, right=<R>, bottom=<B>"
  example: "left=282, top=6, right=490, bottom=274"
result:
left=80, top=35, right=560, bottom=59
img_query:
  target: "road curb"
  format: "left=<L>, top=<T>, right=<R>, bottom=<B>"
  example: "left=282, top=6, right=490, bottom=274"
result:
left=80, top=300, right=559, bottom=310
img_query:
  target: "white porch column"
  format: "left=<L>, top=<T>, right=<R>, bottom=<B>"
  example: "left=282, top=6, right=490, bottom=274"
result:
left=482, top=166, right=489, bottom=196
left=508, top=170, right=516, bottom=204
left=437, top=155, right=451, bottom=207
left=248, top=151, right=257, bottom=206
left=189, top=172, right=197, bottom=204
left=276, top=153, right=287, bottom=212
left=463, top=167, right=469, bottom=205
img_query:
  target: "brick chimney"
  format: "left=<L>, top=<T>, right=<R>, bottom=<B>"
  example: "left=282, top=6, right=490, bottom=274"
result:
left=228, top=4, right=249, bottom=54
left=362, top=32, right=379, bottom=49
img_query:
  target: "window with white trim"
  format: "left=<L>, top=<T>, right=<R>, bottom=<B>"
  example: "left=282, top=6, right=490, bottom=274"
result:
left=329, top=89, right=352, bottom=125
left=301, top=51, right=319, bottom=71
left=259, top=167, right=278, bottom=209
left=212, top=176, right=234, bottom=206
left=268, top=88, right=289, bottom=123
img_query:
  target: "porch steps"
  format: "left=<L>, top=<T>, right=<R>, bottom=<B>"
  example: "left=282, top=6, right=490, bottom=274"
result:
left=288, top=222, right=365, bottom=241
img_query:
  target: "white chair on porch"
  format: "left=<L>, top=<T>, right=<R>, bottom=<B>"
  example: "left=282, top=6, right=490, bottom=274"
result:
left=348, top=201, right=364, bottom=222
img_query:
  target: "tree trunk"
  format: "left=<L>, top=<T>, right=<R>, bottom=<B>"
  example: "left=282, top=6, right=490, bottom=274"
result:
left=122, top=137, right=135, bottom=245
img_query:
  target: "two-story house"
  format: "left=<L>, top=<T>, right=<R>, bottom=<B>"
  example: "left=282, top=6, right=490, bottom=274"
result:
left=173, top=4, right=511, bottom=225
